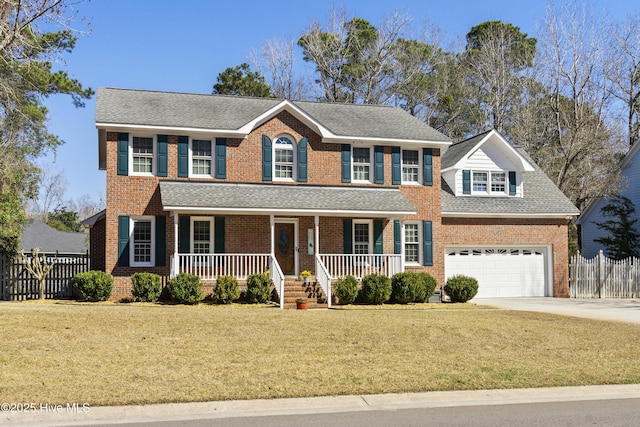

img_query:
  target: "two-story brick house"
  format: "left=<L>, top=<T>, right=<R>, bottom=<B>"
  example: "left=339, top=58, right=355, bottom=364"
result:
left=87, top=88, right=578, bottom=307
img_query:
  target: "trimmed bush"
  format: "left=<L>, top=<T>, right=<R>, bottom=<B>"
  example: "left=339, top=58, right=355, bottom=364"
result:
left=360, top=273, right=391, bottom=305
left=246, top=272, right=272, bottom=303
left=72, top=270, right=113, bottom=302
left=335, top=275, right=358, bottom=305
left=391, top=272, right=416, bottom=304
left=131, top=272, right=162, bottom=302
left=214, top=275, right=240, bottom=304
left=167, top=273, right=204, bottom=305
left=413, top=272, right=438, bottom=303
left=444, top=274, right=479, bottom=303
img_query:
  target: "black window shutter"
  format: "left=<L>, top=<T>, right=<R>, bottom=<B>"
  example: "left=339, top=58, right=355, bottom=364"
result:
left=155, top=216, right=166, bottom=266
left=343, top=219, right=353, bottom=254
left=214, top=217, right=225, bottom=253
left=118, top=215, right=130, bottom=267
left=297, top=137, right=308, bottom=182
left=509, top=171, right=517, bottom=195
left=462, top=170, right=471, bottom=194
left=179, top=216, right=190, bottom=253
left=341, top=144, right=351, bottom=183
left=117, top=133, right=129, bottom=176
left=374, top=145, right=384, bottom=184
left=157, top=135, right=168, bottom=177
left=262, top=135, right=272, bottom=181
left=423, top=220, right=433, bottom=266
left=393, top=220, right=401, bottom=254
left=178, top=136, right=189, bottom=178
left=215, top=138, right=227, bottom=179
left=423, top=148, right=433, bottom=186
left=373, top=219, right=383, bottom=254
left=392, top=147, right=401, bottom=184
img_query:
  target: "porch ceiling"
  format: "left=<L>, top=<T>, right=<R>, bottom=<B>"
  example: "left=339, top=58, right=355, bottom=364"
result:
left=159, top=181, right=416, bottom=218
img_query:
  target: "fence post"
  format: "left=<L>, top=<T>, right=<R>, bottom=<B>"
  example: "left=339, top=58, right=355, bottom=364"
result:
left=597, top=250, right=604, bottom=299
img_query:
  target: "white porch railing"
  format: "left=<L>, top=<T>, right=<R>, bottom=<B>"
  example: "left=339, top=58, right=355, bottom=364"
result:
left=315, top=254, right=332, bottom=308
left=269, top=255, right=285, bottom=309
left=174, top=254, right=271, bottom=280
left=319, top=254, right=402, bottom=280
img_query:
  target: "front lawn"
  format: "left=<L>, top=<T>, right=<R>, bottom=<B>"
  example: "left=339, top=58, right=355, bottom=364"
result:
left=1, top=301, right=639, bottom=406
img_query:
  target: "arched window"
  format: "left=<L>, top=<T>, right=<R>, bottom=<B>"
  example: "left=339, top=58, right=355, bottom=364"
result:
left=274, top=135, right=296, bottom=180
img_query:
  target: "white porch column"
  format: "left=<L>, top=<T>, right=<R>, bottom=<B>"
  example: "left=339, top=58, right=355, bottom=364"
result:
left=173, top=211, right=179, bottom=277
left=270, top=215, right=275, bottom=255
left=400, top=220, right=406, bottom=272
left=314, top=215, right=320, bottom=256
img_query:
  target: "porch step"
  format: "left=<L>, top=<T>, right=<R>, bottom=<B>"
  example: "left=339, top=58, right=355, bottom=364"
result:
left=282, top=280, right=328, bottom=309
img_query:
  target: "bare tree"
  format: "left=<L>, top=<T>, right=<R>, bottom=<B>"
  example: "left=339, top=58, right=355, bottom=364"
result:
left=528, top=2, right=623, bottom=211
left=26, top=167, right=67, bottom=222
left=250, top=37, right=307, bottom=100
left=20, top=247, right=56, bottom=300
left=610, top=13, right=640, bottom=147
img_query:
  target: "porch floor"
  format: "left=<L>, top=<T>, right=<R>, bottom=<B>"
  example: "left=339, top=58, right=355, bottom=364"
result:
left=282, top=280, right=328, bottom=309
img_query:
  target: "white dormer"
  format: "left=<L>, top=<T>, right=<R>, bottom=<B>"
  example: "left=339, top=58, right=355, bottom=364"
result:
left=441, top=130, right=535, bottom=198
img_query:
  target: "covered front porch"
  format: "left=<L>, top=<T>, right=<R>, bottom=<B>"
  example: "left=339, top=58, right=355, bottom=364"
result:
left=160, top=181, right=417, bottom=308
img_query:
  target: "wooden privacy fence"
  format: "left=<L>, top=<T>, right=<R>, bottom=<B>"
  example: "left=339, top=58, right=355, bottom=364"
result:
left=570, top=250, right=640, bottom=298
left=0, top=251, right=90, bottom=301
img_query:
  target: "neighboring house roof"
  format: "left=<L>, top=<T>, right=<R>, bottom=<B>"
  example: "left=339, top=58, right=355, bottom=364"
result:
left=82, top=209, right=106, bottom=228
left=20, top=219, right=87, bottom=253
left=95, top=88, right=452, bottom=144
left=159, top=182, right=416, bottom=218
left=441, top=132, right=579, bottom=218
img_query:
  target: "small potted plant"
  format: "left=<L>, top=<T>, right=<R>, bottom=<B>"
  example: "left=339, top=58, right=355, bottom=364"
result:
left=296, top=297, right=307, bottom=310
left=300, top=270, right=311, bottom=283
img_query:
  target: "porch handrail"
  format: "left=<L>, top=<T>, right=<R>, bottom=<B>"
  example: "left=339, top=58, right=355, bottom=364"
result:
left=315, top=254, right=332, bottom=308
left=319, top=254, right=402, bottom=280
left=269, top=254, right=285, bottom=309
left=176, top=253, right=271, bottom=280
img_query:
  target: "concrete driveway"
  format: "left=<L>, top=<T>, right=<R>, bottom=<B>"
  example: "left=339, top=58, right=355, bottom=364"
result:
left=474, top=297, right=640, bottom=324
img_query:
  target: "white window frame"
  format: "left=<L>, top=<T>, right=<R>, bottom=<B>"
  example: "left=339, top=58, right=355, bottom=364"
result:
left=190, top=217, right=214, bottom=254
left=401, top=149, right=422, bottom=185
left=129, top=135, right=155, bottom=176
left=353, top=220, right=373, bottom=255
left=471, top=169, right=508, bottom=195
left=189, top=138, right=214, bottom=178
left=130, top=216, right=155, bottom=267
left=273, top=135, right=296, bottom=182
left=352, top=146, right=372, bottom=183
left=404, top=221, right=422, bottom=265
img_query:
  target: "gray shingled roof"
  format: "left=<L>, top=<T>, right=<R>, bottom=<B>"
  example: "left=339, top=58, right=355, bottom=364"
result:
left=441, top=148, right=579, bottom=216
left=20, top=220, right=87, bottom=253
left=159, top=182, right=416, bottom=216
left=95, top=88, right=451, bottom=142
left=441, top=130, right=492, bottom=169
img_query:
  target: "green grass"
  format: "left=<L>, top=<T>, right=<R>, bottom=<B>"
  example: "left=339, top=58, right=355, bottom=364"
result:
left=1, top=301, right=639, bottom=406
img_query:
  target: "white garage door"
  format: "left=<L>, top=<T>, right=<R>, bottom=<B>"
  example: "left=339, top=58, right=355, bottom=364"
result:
left=445, top=247, right=547, bottom=298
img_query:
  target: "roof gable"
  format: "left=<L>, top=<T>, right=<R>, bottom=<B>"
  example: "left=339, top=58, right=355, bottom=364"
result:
left=442, top=130, right=534, bottom=172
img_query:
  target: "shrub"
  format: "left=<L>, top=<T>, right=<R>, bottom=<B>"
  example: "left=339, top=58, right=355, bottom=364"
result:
left=72, top=270, right=113, bottom=302
left=246, top=272, right=272, bottom=303
left=413, top=272, right=438, bottom=303
left=360, top=273, right=391, bottom=305
left=167, top=273, right=204, bottom=305
left=214, top=275, right=240, bottom=304
left=131, top=272, right=162, bottom=302
left=335, top=275, right=358, bottom=305
left=444, top=275, right=479, bottom=303
left=391, top=272, right=416, bottom=304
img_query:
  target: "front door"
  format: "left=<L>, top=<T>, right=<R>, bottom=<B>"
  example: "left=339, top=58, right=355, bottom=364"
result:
left=275, top=222, right=295, bottom=275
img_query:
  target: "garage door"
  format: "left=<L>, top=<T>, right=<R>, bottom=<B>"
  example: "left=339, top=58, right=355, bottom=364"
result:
left=445, top=247, right=547, bottom=298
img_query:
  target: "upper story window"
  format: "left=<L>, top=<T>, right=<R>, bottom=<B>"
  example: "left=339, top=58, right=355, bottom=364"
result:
left=131, top=216, right=155, bottom=267
left=274, top=135, right=295, bottom=180
left=191, top=139, right=212, bottom=176
left=132, top=137, right=154, bottom=174
left=402, top=149, right=420, bottom=184
left=473, top=170, right=506, bottom=195
left=352, top=147, right=371, bottom=182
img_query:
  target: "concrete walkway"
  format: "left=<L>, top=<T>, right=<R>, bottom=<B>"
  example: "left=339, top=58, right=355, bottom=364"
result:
left=5, top=384, right=640, bottom=426
left=475, top=297, right=640, bottom=324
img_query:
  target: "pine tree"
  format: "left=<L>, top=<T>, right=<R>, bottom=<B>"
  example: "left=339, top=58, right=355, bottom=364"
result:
left=593, top=195, right=640, bottom=259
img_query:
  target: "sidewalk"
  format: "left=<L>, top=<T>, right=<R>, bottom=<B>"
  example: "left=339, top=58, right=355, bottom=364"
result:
left=5, top=384, right=640, bottom=426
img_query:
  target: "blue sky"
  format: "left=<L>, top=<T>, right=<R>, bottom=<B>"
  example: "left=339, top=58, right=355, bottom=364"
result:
left=41, top=0, right=634, bottom=208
